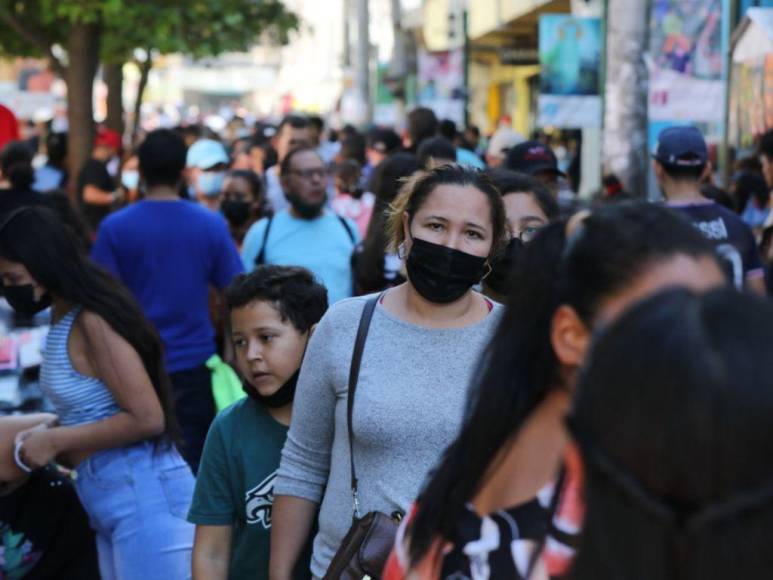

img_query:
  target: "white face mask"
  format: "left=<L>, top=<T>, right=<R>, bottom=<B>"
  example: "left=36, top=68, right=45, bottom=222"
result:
left=121, top=170, right=140, bottom=190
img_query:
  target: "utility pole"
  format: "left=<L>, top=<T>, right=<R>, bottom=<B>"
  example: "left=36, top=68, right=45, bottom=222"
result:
left=356, top=0, right=373, bottom=125
left=603, top=0, right=649, bottom=196
left=343, top=0, right=351, bottom=68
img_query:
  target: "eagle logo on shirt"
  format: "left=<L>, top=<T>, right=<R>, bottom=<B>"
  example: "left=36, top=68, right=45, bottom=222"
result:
left=245, top=472, right=276, bottom=529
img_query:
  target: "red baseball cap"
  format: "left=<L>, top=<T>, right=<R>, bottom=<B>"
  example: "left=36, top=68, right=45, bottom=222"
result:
left=95, top=127, right=122, bottom=150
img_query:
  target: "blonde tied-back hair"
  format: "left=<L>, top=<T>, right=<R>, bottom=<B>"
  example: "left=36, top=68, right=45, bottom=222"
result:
left=385, top=164, right=507, bottom=257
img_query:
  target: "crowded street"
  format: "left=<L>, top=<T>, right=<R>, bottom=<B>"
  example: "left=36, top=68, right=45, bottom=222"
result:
left=1, top=0, right=773, bottom=579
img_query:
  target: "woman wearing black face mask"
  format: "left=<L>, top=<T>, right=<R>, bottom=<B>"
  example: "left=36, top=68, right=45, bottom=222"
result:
left=482, top=169, right=559, bottom=303
left=221, top=169, right=269, bottom=248
left=269, top=164, right=507, bottom=580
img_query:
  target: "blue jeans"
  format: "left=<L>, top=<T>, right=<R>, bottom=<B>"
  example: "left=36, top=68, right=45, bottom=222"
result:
left=74, top=441, right=195, bottom=580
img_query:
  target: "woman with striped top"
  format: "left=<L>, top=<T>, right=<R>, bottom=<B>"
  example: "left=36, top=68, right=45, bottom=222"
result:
left=0, top=206, right=195, bottom=580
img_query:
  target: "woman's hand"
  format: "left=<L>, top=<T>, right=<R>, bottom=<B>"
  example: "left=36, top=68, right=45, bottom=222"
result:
left=15, top=425, right=59, bottom=470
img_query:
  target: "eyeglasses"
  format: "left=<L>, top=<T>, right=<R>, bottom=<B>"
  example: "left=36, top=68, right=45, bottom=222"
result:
left=289, top=168, right=327, bottom=181
left=516, top=224, right=544, bottom=244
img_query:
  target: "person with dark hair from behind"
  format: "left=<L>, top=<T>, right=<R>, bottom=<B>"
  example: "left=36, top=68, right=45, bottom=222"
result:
left=654, top=126, right=765, bottom=294
left=0, top=414, right=100, bottom=580
left=241, top=146, right=359, bottom=304
left=190, top=266, right=327, bottom=580
left=385, top=202, right=726, bottom=579
left=366, top=127, right=402, bottom=169
left=33, top=131, right=67, bottom=192
left=266, top=116, right=313, bottom=213
left=0, top=140, right=90, bottom=249
left=403, top=106, right=438, bottom=153
left=91, top=129, right=244, bottom=473
left=0, top=141, right=46, bottom=217
left=569, top=287, right=773, bottom=580
left=0, top=207, right=195, bottom=578
left=353, top=152, right=420, bottom=294
left=221, top=169, right=269, bottom=248
left=482, top=169, right=559, bottom=302
left=417, top=136, right=456, bottom=169
left=439, top=119, right=485, bottom=169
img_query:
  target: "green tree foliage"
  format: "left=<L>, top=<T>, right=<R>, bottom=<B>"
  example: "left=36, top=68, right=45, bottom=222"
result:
left=0, top=0, right=298, bottom=187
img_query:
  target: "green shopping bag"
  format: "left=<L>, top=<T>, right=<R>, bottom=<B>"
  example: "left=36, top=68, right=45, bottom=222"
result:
left=206, top=354, right=246, bottom=412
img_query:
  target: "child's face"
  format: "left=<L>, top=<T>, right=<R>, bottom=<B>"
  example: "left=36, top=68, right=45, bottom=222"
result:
left=230, top=300, right=308, bottom=398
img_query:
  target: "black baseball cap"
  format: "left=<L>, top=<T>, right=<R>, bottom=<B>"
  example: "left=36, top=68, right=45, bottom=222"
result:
left=505, top=141, right=565, bottom=177
left=653, top=126, right=708, bottom=167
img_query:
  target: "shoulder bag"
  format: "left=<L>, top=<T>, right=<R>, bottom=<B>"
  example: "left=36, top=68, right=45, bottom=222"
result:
left=323, top=294, right=402, bottom=580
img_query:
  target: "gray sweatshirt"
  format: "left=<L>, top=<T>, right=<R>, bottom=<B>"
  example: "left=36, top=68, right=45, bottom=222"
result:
left=275, top=294, right=503, bottom=577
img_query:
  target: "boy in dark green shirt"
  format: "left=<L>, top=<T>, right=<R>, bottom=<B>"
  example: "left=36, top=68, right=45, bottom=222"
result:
left=188, top=266, right=328, bottom=579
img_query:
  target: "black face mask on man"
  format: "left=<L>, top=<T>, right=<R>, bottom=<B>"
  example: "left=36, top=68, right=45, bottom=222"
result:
left=486, top=237, right=525, bottom=295
left=3, top=284, right=51, bottom=318
left=243, top=369, right=300, bottom=408
left=405, top=236, right=488, bottom=304
left=221, top=200, right=252, bottom=227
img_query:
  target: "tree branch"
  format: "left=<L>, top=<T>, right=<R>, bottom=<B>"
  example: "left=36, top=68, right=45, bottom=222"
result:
left=0, top=7, right=65, bottom=75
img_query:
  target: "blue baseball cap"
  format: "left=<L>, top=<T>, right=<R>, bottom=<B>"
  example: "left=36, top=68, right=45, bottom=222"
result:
left=186, top=139, right=230, bottom=169
left=653, top=126, right=708, bottom=167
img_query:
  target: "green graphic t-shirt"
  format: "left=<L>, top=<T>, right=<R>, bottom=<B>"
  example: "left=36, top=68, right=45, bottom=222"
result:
left=188, top=397, right=312, bottom=579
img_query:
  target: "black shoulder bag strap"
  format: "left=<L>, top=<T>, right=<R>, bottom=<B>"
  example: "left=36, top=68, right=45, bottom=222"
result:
left=337, top=214, right=356, bottom=245
left=254, top=215, right=275, bottom=267
left=347, top=293, right=381, bottom=521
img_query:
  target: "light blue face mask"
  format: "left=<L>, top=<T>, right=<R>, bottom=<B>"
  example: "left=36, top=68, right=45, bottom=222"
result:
left=121, top=170, right=140, bottom=190
left=197, top=171, right=226, bottom=197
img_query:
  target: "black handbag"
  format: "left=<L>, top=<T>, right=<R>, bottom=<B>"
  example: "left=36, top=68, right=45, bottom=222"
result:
left=323, top=295, right=402, bottom=580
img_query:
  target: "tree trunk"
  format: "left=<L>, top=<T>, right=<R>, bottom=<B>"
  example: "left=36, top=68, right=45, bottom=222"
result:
left=65, top=22, right=101, bottom=199
left=603, top=0, right=649, bottom=196
left=103, top=61, right=125, bottom=136
left=130, top=53, right=152, bottom=146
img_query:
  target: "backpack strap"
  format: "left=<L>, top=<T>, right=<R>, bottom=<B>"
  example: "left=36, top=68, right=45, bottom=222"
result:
left=347, top=293, right=381, bottom=519
left=254, top=215, right=275, bottom=267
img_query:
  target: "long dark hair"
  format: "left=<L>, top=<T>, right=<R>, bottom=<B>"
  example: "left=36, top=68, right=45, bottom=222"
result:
left=354, top=153, right=419, bottom=294
left=0, top=207, right=179, bottom=443
left=570, top=288, right=773, bottom=580
left=407, top=202, right=720, bottom=567
left=1, top=141, right=35, bottom=191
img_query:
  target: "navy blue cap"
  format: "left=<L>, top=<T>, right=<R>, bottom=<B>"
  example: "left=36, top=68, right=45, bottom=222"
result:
left=505, top=141, right=566, bottom=177
left=653, top=126, right=708, bottom=167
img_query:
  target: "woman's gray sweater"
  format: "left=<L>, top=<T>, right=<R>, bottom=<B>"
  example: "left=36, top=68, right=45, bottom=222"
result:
left=275, top=294, right=503, bottom=577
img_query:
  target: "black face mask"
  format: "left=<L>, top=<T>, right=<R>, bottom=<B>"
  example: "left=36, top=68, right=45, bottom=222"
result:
left=221, top=200, right=252, bottom=227
left=3, top=284, right=51, bottom=318
left=405, top=237, right=488, bottom=304
left=486, top=237, right=525, bottom=296
left=243, top=369, right=299, bottom=408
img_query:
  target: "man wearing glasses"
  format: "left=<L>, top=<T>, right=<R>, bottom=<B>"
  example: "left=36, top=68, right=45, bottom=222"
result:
left=241, top=147, right=359, bottom=304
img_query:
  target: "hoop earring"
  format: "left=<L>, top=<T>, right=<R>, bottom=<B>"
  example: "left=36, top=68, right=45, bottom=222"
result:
left=481, top=261, right=493, bottom=280
left=397, top=242, right=406, bottom=259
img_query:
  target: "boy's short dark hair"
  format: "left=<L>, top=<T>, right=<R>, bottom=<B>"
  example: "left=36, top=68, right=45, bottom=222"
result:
left=226, top=266, right=328, bottom=333
left=138, top=129, right=187, bottom=188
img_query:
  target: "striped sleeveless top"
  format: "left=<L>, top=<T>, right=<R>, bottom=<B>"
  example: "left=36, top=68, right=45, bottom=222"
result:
left=40, top=306, right=120, bottom=426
